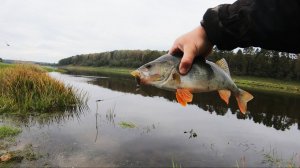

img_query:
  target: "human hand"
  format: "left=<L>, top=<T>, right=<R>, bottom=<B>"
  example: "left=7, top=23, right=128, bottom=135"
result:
left=168, top=26, right=213, bottom=74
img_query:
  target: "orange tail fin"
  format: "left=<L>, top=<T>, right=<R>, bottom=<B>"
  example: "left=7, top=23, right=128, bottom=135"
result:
left=235, top=89, right=254, bottom=114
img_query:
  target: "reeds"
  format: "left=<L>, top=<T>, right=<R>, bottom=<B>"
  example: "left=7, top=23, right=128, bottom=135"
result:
left=0, top=64, right=87, bottom=113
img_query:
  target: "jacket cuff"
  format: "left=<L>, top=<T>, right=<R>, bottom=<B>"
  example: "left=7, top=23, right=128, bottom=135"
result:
left=201, top=4, right=235, bottom=50
left=201, top=5, right=222, bottom=46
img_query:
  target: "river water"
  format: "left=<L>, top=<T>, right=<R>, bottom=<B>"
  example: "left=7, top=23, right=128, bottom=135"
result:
left=1, top=72, right=300, bottom=167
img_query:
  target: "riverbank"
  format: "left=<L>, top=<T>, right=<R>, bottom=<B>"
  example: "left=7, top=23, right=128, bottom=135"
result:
left=233, top=76, right=300, bottom=95
left=0, top=62, right=12, bottom=69
left=60, top=65, right=300, bottom=95
left=60, top=65, right=134, bottom=76
left=0, top=63, right=63, bottom=73
left=0, top=64, right=86, bottom=114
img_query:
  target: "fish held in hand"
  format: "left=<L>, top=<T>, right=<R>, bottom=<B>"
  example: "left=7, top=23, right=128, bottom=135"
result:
left=131, top=54, right=253, bottom=114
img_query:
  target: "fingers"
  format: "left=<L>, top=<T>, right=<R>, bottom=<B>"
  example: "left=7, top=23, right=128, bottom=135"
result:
left=168, top=43, right=182, bottom=55
left=168, top=26, right=214, bottom=75
left=168, top=44, right=177, bottom=55
left=179, top=46, right=196, bottom=75
left=169, top=42, right=196, bottom=75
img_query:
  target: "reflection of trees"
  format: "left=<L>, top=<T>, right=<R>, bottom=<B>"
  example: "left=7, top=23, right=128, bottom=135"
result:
left=0, top=106, right=88, bottom=127
left=246, top=92, right=300, bottom=131
left=91, top=77, right=300, bottom=131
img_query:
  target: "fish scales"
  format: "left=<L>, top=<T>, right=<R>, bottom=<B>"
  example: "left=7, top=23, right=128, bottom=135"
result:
left=131, top=54, right=253, bottom=114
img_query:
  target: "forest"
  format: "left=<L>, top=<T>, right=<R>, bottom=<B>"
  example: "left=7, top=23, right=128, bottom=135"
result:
left=58, top=48, right=300, bottom=81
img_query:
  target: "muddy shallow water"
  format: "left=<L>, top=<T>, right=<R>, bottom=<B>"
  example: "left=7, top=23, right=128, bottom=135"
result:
left=1, top=72, right=300, bottom=167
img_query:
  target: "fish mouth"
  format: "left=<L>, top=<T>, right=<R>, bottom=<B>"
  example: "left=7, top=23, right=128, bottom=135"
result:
left=131, top=70, right=141, bottom=86
left=131, top=70, right=140, bottom=78
left=131, top=70, right=164, bottom=86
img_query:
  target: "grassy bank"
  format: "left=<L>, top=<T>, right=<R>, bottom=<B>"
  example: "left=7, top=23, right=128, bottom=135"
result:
left=41, top=66, right=67, bottom=73
left=0, top=125, right=42, bottom=165
left=0, top=63, right=12, bottom=69
left=0, top=64, right=86, bottom=114
left=60, top=65, right=134, bottom=76
left=60, top=65, right=300, bottom=95
left=0, top=126, right=21, bottom=139
left=233, top=76, right=300, bottom=95
left=1, top=62, right=63, bottom=72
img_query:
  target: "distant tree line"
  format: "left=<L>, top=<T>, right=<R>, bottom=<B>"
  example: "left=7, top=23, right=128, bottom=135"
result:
left=59, top=50, right=167, bottom=68
left=209, top=47, right=300, bottom=81
left=0, top=58, right=3, bottom=62
left=58, top=48, right=300, bottom=81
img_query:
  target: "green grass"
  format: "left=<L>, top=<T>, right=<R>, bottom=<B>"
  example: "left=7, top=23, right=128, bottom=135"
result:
left=0, top=144, right=42, bottom=166
left=233, top=76, right=300, bottom=95
left=59, top=65, right=134, bottom=76
left=172, top=159, right=182, bottom=168
left=0, top=64, right=87, bottom=114
left=0, top=63, right=12, bottom=69
left=260, top=147, right=299, bottom=168
left=41, top=66, right=56, bottom=72
left=0, top=125, right=21, bottom=139
left=60, top=65, right=300, bottom=95
left=41, top=66, right=67, bottom=73
left=118, top=121, right=136, bottom=128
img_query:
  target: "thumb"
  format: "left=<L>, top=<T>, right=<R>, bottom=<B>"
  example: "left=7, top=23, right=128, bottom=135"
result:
left=179, top=49, right=195, bottom=75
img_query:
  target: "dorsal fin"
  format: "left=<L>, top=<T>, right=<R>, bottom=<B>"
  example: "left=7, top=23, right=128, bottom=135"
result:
left=215, top=58, right=230, bottom=76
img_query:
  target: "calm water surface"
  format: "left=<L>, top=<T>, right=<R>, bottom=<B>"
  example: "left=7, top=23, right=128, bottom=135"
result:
left=1, top=72, right=300, bottom=167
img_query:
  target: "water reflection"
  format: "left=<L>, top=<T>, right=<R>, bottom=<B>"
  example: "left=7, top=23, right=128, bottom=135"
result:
left=90, top=76, right=300, bottom=131
left=3, top=72, right=298, bottom=167
left=0, top=106, right=88, bottom=127
left=184, top=129, right=198, bottom=139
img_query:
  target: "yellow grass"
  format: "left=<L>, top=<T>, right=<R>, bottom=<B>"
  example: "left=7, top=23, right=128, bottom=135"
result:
left=0, top=64, right=86, bottom=113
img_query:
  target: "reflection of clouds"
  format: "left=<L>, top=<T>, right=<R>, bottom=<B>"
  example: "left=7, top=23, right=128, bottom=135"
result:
left=55, top=152, right=116, bottom=167
left=91, top=76, right=300, bottom=131
left=5, top=73, right=300, bottom=167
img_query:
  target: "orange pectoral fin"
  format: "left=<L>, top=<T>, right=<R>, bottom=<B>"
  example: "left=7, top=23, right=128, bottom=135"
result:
left=176, top=92, right=187, bottom=106
left=218, top=90, right=231, bottom=105
left=176, top=89, right=193, bottom=106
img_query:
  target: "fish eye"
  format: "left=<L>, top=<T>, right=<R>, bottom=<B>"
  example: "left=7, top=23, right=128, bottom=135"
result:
left=146, top=64, right=152, bottom=69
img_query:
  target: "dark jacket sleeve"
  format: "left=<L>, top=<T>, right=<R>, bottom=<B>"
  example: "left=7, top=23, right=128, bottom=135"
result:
left=201, top=0, right=300, bottom=53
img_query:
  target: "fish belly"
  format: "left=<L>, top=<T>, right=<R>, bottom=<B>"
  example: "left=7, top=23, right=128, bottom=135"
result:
left=179, top=76, right=217, bottom=92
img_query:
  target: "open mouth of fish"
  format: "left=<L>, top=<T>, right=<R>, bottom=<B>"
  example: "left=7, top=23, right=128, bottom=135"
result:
left=131, top=70, right=141, bottom=87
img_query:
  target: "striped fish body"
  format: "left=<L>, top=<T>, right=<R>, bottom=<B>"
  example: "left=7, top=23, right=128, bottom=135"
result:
left=131, top=54, right=253, bottom=114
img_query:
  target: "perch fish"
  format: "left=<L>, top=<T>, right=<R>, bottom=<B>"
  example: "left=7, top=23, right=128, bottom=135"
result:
left=131, top=54, right=253, bottom=114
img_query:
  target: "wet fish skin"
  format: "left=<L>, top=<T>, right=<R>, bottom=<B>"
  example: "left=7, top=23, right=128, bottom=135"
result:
left=131, top=54, right=253, bottom=114
left=132, top=54, right=235, bottom=92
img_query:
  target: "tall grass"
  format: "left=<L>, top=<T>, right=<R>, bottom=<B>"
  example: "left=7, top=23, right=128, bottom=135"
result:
left=0, top=62, right=12, bottom=69
left=0, top=125, right=21, bottom=139
left=0, top=64, right=87, bottom=113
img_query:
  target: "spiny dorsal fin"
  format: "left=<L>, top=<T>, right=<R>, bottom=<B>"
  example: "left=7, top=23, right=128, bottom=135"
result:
left=215, top=58, right=230, bottom=76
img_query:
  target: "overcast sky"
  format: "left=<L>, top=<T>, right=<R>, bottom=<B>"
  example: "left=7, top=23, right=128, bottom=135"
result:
left=0, top=0, right=235, bottom=63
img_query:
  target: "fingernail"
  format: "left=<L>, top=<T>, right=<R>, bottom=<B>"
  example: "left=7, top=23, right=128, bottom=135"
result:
left=179, top=66, right=187, bottom=74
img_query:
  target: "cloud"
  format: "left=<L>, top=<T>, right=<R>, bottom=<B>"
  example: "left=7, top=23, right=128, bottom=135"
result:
left=0, top=0, right=235, bottom=63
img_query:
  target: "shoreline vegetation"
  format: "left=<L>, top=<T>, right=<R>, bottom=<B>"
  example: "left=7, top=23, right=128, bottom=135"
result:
left=59, top=65, right=300, bottom=95
left=58, top=49, right=300, bottom=81
left=57, top=48, right=299, bottom=95
left=60, top=65, right=133, bottom=76
left=0, top=63, right=87, bottom=165
left=0, top=64, right=87, bottom=114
